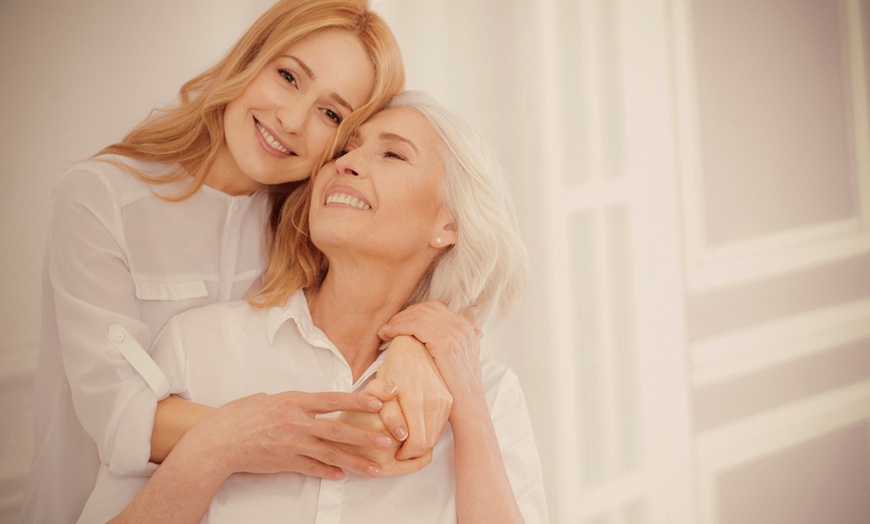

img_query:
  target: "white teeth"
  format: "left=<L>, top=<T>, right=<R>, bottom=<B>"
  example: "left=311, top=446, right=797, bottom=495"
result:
left=255, top=121, right=292, bottom=154
left=326, top=193, right=371, bottom=209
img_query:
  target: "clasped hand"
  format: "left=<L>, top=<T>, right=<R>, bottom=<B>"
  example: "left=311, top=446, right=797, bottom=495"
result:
left=193, top=385, right=422, bottom=480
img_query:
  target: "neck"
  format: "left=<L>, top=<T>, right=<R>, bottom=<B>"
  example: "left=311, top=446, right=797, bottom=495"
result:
left=203, top=143, right=261, bottom=196
left=308, top=258, right=427, bottom=381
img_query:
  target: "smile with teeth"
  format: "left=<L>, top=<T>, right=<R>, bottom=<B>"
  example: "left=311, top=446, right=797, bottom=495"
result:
left=255, top=120, right=293, bottom=155
left=326, top=192, right=371, bottom=210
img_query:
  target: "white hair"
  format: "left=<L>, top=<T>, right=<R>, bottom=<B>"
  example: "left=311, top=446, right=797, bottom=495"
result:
left=388, top=91, right=528, bottom=325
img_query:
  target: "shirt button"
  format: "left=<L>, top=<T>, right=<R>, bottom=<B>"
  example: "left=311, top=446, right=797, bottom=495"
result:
left=113, top=332, right=125, bottom=343
left=219, top=283, right=227, bottom=291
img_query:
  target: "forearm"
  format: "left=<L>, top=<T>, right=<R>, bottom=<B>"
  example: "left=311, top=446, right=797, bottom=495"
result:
left=151, top=396, right=214, bottom=463
left=111, top=421, right=230, bottom=523
left=451, top=399, right=523, bottom=524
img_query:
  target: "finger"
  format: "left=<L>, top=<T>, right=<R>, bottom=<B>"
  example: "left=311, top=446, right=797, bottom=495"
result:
left=295, top=455, right=347, bottom=481
left=395, top=386, right=451, bottom=461
left=362, top=378, right=400, bottom=402
left=380, top=316, right=450, bottom=345
left=394, top=393, right=430, bottom=459
left=381, top=307, right=474, bottom=348
left=379, top=303, right=462, bottom=340
left=384, top=449, right=434, bottom=476
left=311, top=417, right=394, bottom=450
left=298, top=391, right=384, bottom=415
left=378, top=398, right=409, bottom=443
left=306, top=443, right=385, bottom=478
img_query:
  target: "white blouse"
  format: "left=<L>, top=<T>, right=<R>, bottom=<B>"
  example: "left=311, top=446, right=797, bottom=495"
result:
left=22, top=155, right=269, bottom=523
left=78, top=290, right=550, bottom=524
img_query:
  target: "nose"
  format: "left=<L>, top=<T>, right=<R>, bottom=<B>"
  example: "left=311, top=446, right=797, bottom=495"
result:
left=275, top=100, right=309, bottom=135
left=335, top=149, right=363, bottom=177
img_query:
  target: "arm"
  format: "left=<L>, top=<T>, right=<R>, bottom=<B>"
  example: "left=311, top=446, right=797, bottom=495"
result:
left=150, top=396, right=213, bottom=463
left=111, top=390, right=396, bottom=524
left=379, top=302, right=527, bottom=523
left=449, top=380, right=524, bottom=524
left=106, top=317, right=406, bottom=523
left=47, top=169, right=169, bottom=474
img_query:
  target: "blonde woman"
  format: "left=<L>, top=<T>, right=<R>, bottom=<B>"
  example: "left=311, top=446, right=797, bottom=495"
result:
left=24, top=3, right=467, bottom=522
left=91, top=92, right=548, bottom=523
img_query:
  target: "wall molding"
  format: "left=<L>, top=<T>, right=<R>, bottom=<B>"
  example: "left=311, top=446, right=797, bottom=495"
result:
left=695, top=380, right=870, bottom=524
left=691, top=298, right=870, bottom=388
left=673, top=0, right=870, bottom=292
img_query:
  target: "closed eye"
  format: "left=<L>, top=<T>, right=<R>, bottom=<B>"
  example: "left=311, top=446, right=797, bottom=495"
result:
left=383, top=151, right=406, bottom=161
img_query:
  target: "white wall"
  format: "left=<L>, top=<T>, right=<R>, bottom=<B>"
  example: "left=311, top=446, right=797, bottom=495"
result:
left=3, top=1, right=870, bottom=523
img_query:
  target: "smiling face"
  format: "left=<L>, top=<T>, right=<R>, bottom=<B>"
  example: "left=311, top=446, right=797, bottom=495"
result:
left=309, top=106, right=456, bottom=269
left=207, top=29, right=376, bottom=195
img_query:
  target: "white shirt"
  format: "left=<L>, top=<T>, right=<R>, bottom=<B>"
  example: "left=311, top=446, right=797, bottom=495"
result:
left=23, top=155, right=269, bottom=523
left=78, top=290, right=549, bottom=523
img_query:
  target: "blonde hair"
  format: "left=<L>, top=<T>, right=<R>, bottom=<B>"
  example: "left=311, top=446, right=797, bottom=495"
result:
left=99, top=0, right=404, bottom=227
left=255, top=91, right=528, bottom=326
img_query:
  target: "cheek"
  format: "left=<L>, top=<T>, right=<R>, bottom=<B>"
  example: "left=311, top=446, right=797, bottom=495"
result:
left=308, top=123, right=338, bottom=155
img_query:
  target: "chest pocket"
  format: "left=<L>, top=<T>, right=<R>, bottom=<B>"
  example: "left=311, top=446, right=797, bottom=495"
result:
left=133, top=279, right=208, bottom=301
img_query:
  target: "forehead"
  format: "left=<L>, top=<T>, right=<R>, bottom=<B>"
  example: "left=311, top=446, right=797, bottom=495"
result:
left=359, top=106, right=443, bottom=151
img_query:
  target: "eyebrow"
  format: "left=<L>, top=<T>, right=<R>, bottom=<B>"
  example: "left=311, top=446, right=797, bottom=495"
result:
left=379, top=132, right=419, bottom=154
left=282, top=55, right=355, bottom=113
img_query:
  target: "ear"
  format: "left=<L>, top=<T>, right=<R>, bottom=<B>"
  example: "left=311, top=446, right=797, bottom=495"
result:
left=429, top=209, right=457, bottom=249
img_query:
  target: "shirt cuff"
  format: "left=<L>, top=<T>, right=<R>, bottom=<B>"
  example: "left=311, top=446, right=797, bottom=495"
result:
left=108, top=386, right=161, bottom=477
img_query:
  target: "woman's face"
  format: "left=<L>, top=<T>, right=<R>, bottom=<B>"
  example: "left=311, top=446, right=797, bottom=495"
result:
left=211, top=29, right=376, bottom=195
left=309, top=106, right=453, bottom=265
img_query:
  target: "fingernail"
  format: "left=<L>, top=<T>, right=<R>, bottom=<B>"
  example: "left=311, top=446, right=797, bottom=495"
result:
left=367, top=465, right=382, bottom=478
left=376, top=436, right=392, bottom=448
left=384, top=384, right=398, bottom=395
left=395, top=427, right=408, bottom=441
left=332, top=469, right=346, bottom=480
left=368, top=399, right=384, bottom=410
left=378, top=324, right=390, bottom=335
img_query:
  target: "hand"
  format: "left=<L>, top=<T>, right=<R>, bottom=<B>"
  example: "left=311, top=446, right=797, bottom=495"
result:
left=187, top=389, right=399, bottom=480
left=335, top=379, right=433, bottom=476
left=378, top=302, right=484, bottom=418
left=375, top=335, right=451, bottom=460
left=377, top=302, right=481, bottom=458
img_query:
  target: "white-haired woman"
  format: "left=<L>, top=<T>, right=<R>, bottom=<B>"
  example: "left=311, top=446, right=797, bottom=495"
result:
left=96, top=92, right=548, bottom=523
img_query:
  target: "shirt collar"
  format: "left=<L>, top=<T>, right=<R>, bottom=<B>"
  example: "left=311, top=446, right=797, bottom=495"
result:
left=264, top=289, right=315, bottom=345
left=263, top=289, right=389, bottom=388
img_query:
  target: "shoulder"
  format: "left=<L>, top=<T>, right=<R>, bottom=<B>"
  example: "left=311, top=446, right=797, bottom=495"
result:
left=56, top=155, right=179, bottom=208
left=162, top=300, right=268, bottom=361
left=170, top=299, right=263, bottom=335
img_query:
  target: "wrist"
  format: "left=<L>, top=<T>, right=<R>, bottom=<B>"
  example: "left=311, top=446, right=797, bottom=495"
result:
left=175, top=414, right=236, bottom=480
left=447, top=393, right=489, bottom=428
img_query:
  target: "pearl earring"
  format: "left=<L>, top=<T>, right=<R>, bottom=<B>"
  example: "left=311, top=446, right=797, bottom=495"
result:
left=434, top=237, right=444, bottom=247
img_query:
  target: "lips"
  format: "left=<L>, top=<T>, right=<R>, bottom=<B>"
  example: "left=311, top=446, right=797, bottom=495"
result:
left=254, top=119, right=295, bottom=156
